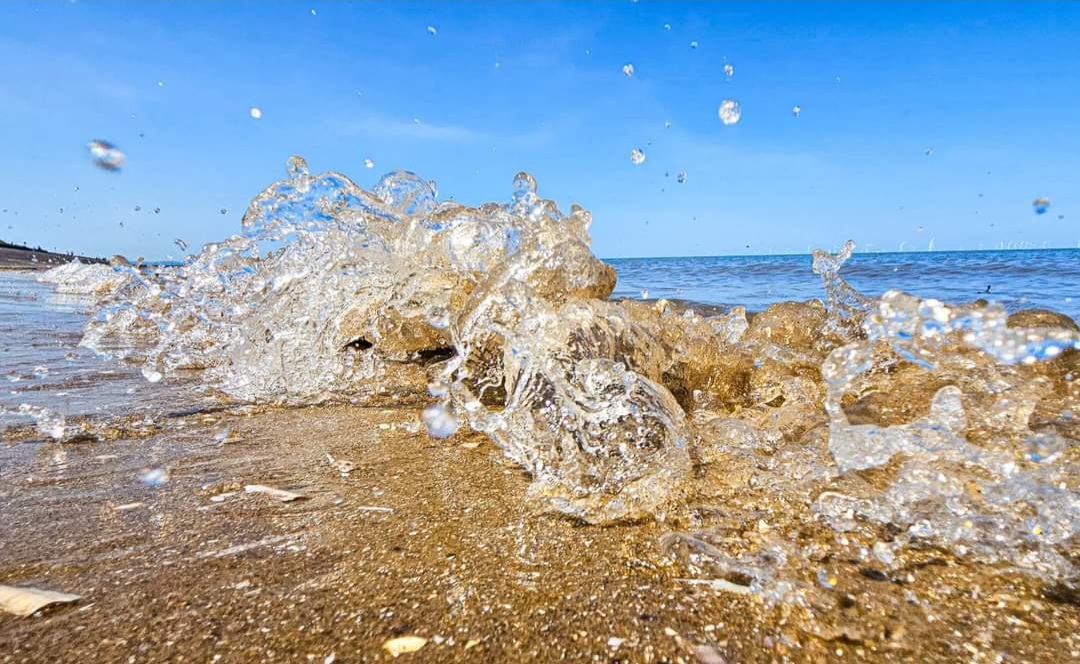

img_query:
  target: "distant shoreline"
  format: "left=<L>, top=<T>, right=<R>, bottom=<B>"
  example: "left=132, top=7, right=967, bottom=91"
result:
left=0, top=241, right=106, bottom=270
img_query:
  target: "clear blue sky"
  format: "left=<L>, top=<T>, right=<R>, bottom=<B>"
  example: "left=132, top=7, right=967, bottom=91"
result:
left=2, top=1, right=1078, bottom=259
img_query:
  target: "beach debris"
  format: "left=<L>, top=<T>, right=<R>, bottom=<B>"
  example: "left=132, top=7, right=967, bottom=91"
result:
left=677, top=578, right=754, bottom=595
left=325, top=453, right=356, bottom=476
left=86, top=140, right=125, bottom=171
left=622, top=63, right=635, bottom=78
left=630, top=148, right=646, bottom=165
left=723, top=63, right=734, bottom=78
left=0, top=585, right=81, bottom=617
left=460, top=441, right=481, bottom=450
left=718, top=99, right=742, bottom=125
left=356, top=505, right=394, bottom=513
left=249, top=106, right=263, bottom=120
left=383, top=635, right=427, bottom=657
left=607, top=637, right=625, bottom=649
left=209, top=492, right=236, bottom=503
left=1033, top=197, right=1051, bottom=215
left=364, top=158, right=375, bottom=169
left=139, top=468, right=170, bottom=487
left=693, top=645, right=728, bottom=664
left=422, top=402, right=459, bottom=438
left=426, top=25, right=437, bottom=36
left=114, top=502, right=144, bottom=511
left=792, top=104, right=801, bottom=117
left=324, top=654, right=335, bottom=664
left=213, top=428, right=235, bottom=444
left=244, top=484, right=305, bottom=502
left=142, top=368, right=163, bottom=383
left=198, top=534, right=295, bottom=559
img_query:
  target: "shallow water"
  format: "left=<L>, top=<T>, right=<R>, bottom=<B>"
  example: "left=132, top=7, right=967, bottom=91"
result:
left=5, top=165, right=1079, bottom=625
left=610, top=249, right=1080, bottom=319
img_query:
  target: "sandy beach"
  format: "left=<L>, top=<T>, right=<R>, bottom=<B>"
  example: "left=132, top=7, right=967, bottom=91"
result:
left=2, top=392, right=1077, bottom=663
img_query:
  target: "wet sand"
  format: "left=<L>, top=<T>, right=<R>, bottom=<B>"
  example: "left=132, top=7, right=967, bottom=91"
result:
left=2, top=401, right=1077, bottom=663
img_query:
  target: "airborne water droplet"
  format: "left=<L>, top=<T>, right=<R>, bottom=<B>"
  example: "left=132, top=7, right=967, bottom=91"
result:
left=286, top=156, right=309, bottom=178
left=174, top=238, right=188, bottom=252
left=723, top=63, right=734, bottom=78
left=364, top=158, right=375, bottom=169
left=139, top=468, right=169, bottom=487
left=718, top=99, right=742, bottom=125
left=689, top=40, right=699, bottom=49
left=426, top=25, right=437, bottom=36
left=622, top=63, right=635, bottom=78
left=792, top=104, right=802, bottom=117
left=220, top=208, right=228, bottom=215
left=422, top=403, right=459, bottom=438
left=1033, top=197, right=1050, bottom=215
left=86, top=140, right=126, bottom=171
left=663, top=23, right=671, bottom=31
left=677, top=172, right=687, bottom=184
left=249, top=106, right=263, bottom=120
left=664, top=120, right=672, bottom=129
left=630, top=148, right=646, bottom=165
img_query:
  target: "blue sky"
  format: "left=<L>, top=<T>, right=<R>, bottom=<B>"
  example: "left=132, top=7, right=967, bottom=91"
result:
left=1, top=1, right=1078, bottom=259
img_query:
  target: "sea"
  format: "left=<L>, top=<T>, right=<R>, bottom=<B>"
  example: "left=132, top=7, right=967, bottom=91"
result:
left=3, top=247, right=1076, bottom=431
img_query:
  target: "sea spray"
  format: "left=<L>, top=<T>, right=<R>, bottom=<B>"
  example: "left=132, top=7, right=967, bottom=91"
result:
left=44, top=160, right=1079, bottom=588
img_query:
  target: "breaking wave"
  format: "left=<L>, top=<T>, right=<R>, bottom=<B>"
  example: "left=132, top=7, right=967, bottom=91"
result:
left=45, top=158, right=1080, bottom=593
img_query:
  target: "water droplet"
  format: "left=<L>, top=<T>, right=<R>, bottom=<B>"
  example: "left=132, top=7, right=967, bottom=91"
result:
left=925, top=147, right=934, bottom=156
left=220, top=208, right=228, bottom=215
left=286, top=155, right=309, bottom=178
left=792, top=104, right=802, bottom=117
left=249, top=106, right=263, bottom=120
left=1033, top=197, right=1050, bottom=215
left=156, top=80, right=164, bottom=87
left=640, top=288, right=649, bottom=300
left=663, top=23, right=671, bottom=31
left=139, top=468, right=170, bottom=487
left=426, top=25, right=437, bottom=36
left=723, top=63, right=734, bottom=78
left=717, top=99, right=742, bottom=125
left=677, top=172, right=687, bottom=184
left=310, top=8, right=316, bottom=16
left=689, top=40, right=699, bottom=49
left=154, top=207, right=161, bottom=214
left=622, top=63, right=635, bottom=78
left=364, top=158, right=375, bottom=169
left=426, top=307, right=451, bottom=330
left=664, top=120, right=672, bottom=129
left=174, top=238, right=188, bottom=252
left=422, top=403, right=459, bottom=438
left=86, top=139, right=125, bottom=171
left=630, top=148, right=646, bottom=165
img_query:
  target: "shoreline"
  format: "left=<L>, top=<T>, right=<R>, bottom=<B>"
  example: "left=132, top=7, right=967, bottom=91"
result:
left=0, top=245, right=106, bottom=271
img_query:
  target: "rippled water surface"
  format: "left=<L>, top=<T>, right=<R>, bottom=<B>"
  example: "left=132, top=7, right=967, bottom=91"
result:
left=610, top=248, right=1080, bottom=319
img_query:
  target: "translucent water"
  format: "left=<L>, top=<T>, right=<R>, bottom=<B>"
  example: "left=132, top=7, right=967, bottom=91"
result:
left=30, top=161, right=1080, bottom=589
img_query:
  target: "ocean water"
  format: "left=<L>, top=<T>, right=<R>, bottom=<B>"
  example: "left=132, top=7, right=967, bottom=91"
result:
left=610, top=248, right=1080, bottom=320
left=5, top=166, right=1079, bottom=602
